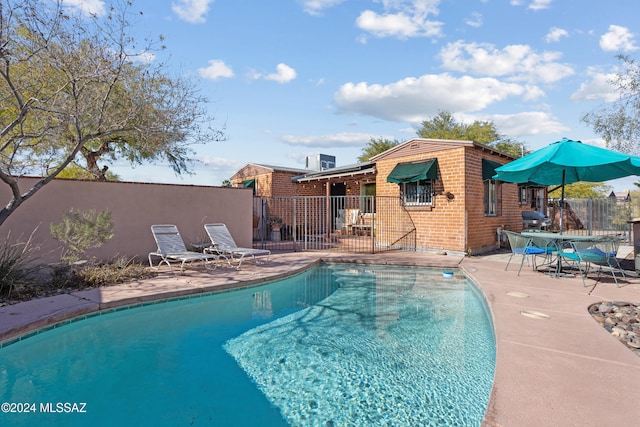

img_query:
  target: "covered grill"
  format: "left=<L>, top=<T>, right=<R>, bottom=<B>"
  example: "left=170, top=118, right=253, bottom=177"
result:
left=522, top=210, right=551, bottom=230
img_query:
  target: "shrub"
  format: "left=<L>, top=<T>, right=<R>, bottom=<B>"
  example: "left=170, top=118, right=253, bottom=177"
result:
left=49, top=256, right=155, bottom=291
left=0, top=230, right=40, bottom=300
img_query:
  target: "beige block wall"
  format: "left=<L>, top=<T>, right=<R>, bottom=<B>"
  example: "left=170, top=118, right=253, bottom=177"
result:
left=0, top=178, right=253, bottom=263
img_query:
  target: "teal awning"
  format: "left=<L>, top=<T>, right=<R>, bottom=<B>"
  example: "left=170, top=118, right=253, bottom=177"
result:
left=482, top=159, right=503, bottom=181
left=243, top=179, right=256, bottom=188
left=386, top=159, right=438, bottom=183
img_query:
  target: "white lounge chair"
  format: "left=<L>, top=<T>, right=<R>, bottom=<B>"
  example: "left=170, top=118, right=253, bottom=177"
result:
left=342, top=208, right=360, bottom=235
left=204, top=223, right=271, bottom=268
left=149, top=224, right=222, bottom=274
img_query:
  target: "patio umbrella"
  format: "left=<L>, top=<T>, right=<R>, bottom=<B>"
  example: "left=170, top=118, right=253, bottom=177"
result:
left=493, top=137, right=640, bottom=232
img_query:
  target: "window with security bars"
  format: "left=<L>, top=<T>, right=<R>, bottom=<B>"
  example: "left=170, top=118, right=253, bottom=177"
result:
left=402, top=180, right=433, bottom=206
left=484, top=179, right=501, bottom=216
left=519, top=186, right=528, bottom=205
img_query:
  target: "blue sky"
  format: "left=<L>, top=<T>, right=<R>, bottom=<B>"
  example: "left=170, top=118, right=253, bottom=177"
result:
left=67, top=0, right=640, bottom=190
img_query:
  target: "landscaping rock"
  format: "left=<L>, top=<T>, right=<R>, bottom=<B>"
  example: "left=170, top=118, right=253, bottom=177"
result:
left=589, top=301, right=640, bottom=357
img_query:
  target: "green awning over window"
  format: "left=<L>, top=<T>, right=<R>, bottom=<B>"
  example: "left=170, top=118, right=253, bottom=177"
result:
left=386, top=159, right=438, bottom=183
left=482, top=159, right=503, bottom=181
left=242, top=179, right=256, bottom=188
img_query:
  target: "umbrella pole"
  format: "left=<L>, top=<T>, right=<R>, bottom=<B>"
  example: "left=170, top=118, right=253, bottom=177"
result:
left=559, top=170, right=565, bottom=234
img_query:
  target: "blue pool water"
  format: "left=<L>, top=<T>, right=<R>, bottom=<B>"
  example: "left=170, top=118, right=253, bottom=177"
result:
left=0, top=263, right=495, bottom=426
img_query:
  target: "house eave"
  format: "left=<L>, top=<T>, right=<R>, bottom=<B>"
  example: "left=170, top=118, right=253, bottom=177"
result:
left=293, top=166, right=377, bottom=183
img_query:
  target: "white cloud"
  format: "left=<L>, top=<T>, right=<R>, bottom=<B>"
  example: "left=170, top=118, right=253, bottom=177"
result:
left=356, top=10, right=443, bottom=39
left=521, top=84, right=546, bottom=101
left=264, top=64, right=297, bottom=83
left=465, top=12, right=483, bottom=28
left=600, top=25, right=638, bottom=52
left=300, top=0, right=346, bottom=16
left=172, top=0, right=214, bottom=24
left=485, top=112, right=569, bottom=137
left=510, top=0, right=553, bottom=10
left=356, top=0, right=444, bottom=40
left=399, top=127, right=417, bottom=134
left=197, top=59, right=234, bottom=80
left=570, top=70, right=618, bottom=102
left=130, top=52, right=156, bottom=63
left=61, top=0, right=106, bottom=16
left=197, top=156, right=242, bottom=170
left=280, top=132, right=374, bottom=147
left=545, top=27, right=568, bottom=43
left=333, top=73, right=528, bottom=123
left=439, top=40, right=574, bottom=83
left=246, top=69, right=263, bottom=81
left=580, top=137, right=608, bottom=149
left=528, top=0, right=552, bottom=11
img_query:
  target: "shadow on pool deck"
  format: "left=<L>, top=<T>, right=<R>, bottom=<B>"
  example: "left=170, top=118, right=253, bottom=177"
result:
left=1, top=249, right=639, bottom=427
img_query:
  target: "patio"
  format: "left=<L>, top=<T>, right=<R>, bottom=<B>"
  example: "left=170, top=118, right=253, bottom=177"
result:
left=1, top=249, right=639, bottom=426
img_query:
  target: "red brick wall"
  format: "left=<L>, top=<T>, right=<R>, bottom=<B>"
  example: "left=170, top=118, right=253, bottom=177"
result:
left=377, top=147, right=466, bottom=252
left=230, top=154, right=535, bottom=254
left=271, top=172, right=299, bottom=197
left=295, top=182, right=327, bottom=197
left=295, top=175, right=375, bottom=199
left=231, top=171, right=301, bottom=197
left=377, top=146, right=524, bottom=254
left=464, top=148, right=522, bottom=253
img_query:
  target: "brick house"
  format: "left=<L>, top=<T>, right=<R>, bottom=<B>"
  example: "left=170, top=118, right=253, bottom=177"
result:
left=230, top=155, right=377, bottom=198
left=230, top=139, right=545, bottom=254
left=230, top=163, right=309, bottom=197
left=231, top=161, right=377, bottom=240
left=371, top=138, right=539, bottom=254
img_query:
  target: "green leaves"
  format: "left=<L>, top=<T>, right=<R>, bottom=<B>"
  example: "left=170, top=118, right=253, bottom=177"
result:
left=357, top=137, right=400, bottom=162
left=0, top=0, right=224, bottom=227
left=417, top=110, right=527, bottom=157
left=582, top=55, right=640, bottom=155
left=417, top=110, right=500, bottom=143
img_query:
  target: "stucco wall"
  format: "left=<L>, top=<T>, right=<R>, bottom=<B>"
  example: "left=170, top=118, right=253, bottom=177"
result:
left=0, top=178, right=253, bottom=263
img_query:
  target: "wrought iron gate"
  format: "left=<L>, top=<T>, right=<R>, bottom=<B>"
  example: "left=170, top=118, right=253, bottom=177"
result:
left=251, top=196, right=416, bottom=253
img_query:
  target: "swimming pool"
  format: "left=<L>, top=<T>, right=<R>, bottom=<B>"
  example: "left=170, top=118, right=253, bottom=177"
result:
left=0, top=263, right=495, bottom=426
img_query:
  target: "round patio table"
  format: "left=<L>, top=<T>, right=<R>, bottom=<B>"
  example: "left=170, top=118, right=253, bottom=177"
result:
left=521, top=231, right=602, bottom=277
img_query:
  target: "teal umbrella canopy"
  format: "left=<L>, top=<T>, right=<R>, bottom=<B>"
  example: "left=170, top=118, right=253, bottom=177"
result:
left=493, top=138, right=640, bottom=185
left=493, top=137, right=640, bottom=233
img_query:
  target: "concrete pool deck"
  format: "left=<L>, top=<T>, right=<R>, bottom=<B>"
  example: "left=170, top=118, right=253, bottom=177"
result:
left=1, top=250, right=639, bottom=426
